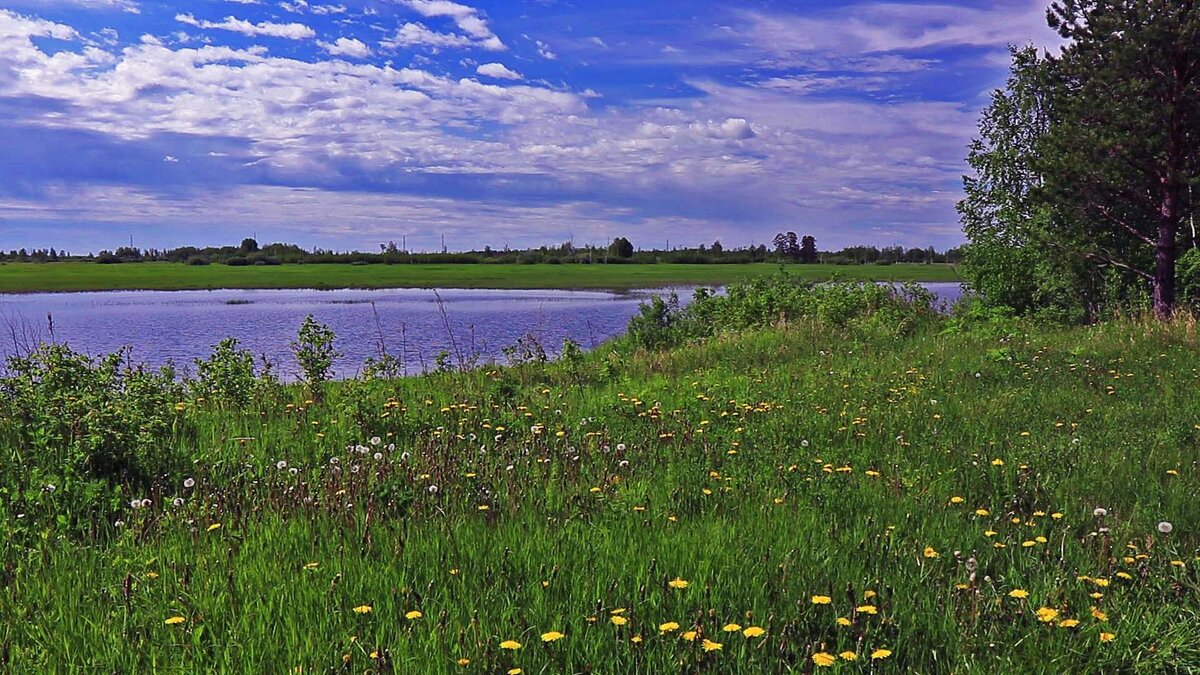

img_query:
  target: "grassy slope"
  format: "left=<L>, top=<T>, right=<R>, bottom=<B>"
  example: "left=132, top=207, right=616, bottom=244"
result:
left=2, top=318, right=1199, bottom=673
left=0, top=262, right=960, bottom=293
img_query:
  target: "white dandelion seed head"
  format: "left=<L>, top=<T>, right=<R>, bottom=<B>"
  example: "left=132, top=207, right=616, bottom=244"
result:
left=401, top=452, right=410, bottom=462
left=427, top=485, right=439, bottom=494
left=184, top=478, right=196, bottom=489
left=329, top=457, right=339, bottom=465
left=373, top=452, right=383, bottom=461
left=114, top=520, right=125, bottom=528
left=1093, top=507, right=1108, bottom=517
left=289, top=467, right=299, bottom=475
left=618, top=460, right=629, bottom=468
left=801, top=439, right=809, bottom=448
left=172, top=497, right=184, bottom=507
left=370, top=436, right=382, bottom=446
left=276, top=460, right=287, bottom=470
left=130, top=499, right=142, bottom=509
left=1158, top=521, right=1173, bottom=534
left=617, top=443, right=627, bottom=452
left=506, top=464, right=514, bottom=471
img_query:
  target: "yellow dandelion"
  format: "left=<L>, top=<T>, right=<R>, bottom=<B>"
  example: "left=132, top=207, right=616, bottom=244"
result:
left=405, top=610, right=423, bottom=620
left=659, top=622, right=680, bottom=633
left=836, top=617, right=852, bottom=627
left=722, top=623, right=741, bottom=632
left=456, top=659, right=470, bottom=667
left=1100, top=632, right=1115, bottom=643
left=856, top=605, right=878, bottom=615
left=610, top=615, right=627, bottom=626
left=631, top=635, right=643, bottom=644
left=206, top=523, right=222, bottom=532
left=812, top=652, right=837, bottom=667
left=541, top=631, right=565, bottom=642
left=975, top=508, right=990, bottom=516
left=742, top=626, right=765, bottom=638
left=1008, top=589, right=1029, bottom=599
left=1059, top=619, right=1081, bottom=629
left=811, top=595, right=832, bottom=605
left=949, top=496, right=965, bottom=504
left=1090, top=607, right=1108, bottom=622
left=164, top=616, right=186, bottom=625
left=923, top=546, right=939, bottom=558
left=701, top=639, right=723, bottom=652
left=507, top=669, right=522, bottom=675
left=871, top=648, right=893, bottom=660
left=1036, top=607, right=1058, bottom=623
left=499, top=640, right=521, bottom=650
left=840, top=651, right=857, bottom=661
left=352, top=605, right=373, bottom=615
left=681, top=630, right=698, bottom=642
left=668, top=577, right=689, bottom=589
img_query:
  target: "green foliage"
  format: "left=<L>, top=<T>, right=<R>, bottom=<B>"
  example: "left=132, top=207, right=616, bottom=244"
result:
left=190, top=338, right=261, bottom=407
left=291, top=315, right=340, bottom=394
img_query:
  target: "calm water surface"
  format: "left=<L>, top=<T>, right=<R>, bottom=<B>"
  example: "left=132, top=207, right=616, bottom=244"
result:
left=0, top=283, right=962, bottom=378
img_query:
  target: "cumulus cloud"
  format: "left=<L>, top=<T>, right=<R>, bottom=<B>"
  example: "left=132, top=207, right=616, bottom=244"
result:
left=476, top=62, right=521, bottom=80
left=175, top=13, right=316, bottom=40
left=319, top=36, right=371, bottom=58
left=394, top=0, right=505, bottom=51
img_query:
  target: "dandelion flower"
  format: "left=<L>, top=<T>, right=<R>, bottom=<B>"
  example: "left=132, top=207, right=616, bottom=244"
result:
left=659, top=622, right=680, bottom=633
left=1008, top=589, right=1029, bottom=599
left=812, top=652, right=836, bottom=667
left=405, top=610, right=423, bottom=620
left=856, top=605, right=878, bottom=615
left=164, top=616, right=186, bottom=625
left=949, top=496, right=965, bottom=504
left=1158, top=521, right=1173, bottom=534
left=1036, top=607, right=1058, bottom=623
left=681, top=630, right=698, bottom=642
left=742, top=626, right=765, bottom=638
left=871, top=648, right=893, bottom=660
left=811, top=595, right=832, bottom=605
left=499, top=640, right=521, bottom=650
left=207, top=523, right=221, bottom=532
left=668, top=577, right=689, bottom=589
left=722, top=623, right=741, bottom=632
left=541, top=631, right=565, bottom=642
left=836, top=617, right=852, bottom=627
left=1090, top=607, right=1108, bottom=622
left=610, top=616, right=627, bottom=626
left=507, top=669, right=522, bottom=675
left=1100, top=632, right=1115, bottom=643
left=456, top=658, right=471, bottom=666
left=353, top=605, right=373, bottom=615
left=701, top=639, right=723, bottom=652
left=923, top=546, right=939, bottom=559
left=1059, top=619, right=1080, bottom=629
left=840, top=651, right=857, bottom=661
left=975, top=508, right=990, bottom=516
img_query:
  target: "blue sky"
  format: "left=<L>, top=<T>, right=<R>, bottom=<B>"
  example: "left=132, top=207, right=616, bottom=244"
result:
left=0, top=0, right=1057, bottom=253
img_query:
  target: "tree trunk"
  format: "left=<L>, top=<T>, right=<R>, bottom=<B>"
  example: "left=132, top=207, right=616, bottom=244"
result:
left=1154, top=189, right=1178, bottom=319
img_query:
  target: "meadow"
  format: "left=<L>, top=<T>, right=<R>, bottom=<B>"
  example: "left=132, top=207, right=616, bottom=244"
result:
left=1, top=278, right=1197, bottom=673
left=0, top=262, right=959, bottom=293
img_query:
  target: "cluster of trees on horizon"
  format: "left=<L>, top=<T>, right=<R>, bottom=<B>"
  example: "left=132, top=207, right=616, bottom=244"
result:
left=961, top=0, right=1199, bottom=321
left=0, top=234, right=964, bottom=267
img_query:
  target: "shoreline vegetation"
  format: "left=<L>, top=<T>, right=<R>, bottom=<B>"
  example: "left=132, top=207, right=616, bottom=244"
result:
left=0, top=261, right=960, bottom=294
left=1, top=276, right=1197, bottom=672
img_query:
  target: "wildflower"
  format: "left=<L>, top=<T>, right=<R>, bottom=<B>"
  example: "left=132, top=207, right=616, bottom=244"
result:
left=742, top=626, right=765, bottom=638
left=659, top=622, right=680, bottom=633
left=405, top=610, right=423, bottom=620
left=840, top=651, right=857, bottom=661
left=975, top=508, right=990, bottom=516
left=1090, top=607, right=1108, bottom=622
left=207, top=523, right=222, bottom=532
left=856, top=605, right=878, bottom=615
left=871, top=648, right=893, bottom=660
left=681, top=630, right=698, bottom=641
left=303, top=562, right=319, bottom=570
left=1036, top=607, right=1058, bottom=623
left=164, top=616, right=186, bottom=625
left=630, top=635, right=643, bottom=644
left=541, top=631, right=565, bottom=642
left=276, top=460, right=287, bottom=470
left=499, top=640, right=521, bottom=650
left=668, top=577, right=689, bottom=589
left=1158, top=521, right=1173, bottom=534
left=949, top=496, right=965, bottom=504
left=836, top=617, right=852, bottom=627
left=812, top=652, right=836, bottom=667
left=701, top=639, right=723, bottom=652
left=184, top=478, right=195, bottom=489
left=456, top=658, right=470, bottom=666
left=722, top=623, right=741, bottom=632
left=1008, top=589, right=1029, bottom=599
left=172, top=498, right=184, bottom=507
left=428, top=485, right=439, bottom=494
left=1059, top=619, right=1080, bottom=629
left=1093, top=508, right=1107, bottom=517
left=991, top=458, right=1004, bottom=466
left=923, top=546, right=939, bottom=559
left=508, top=669, right=522, bottom=675
left=811, top=595, right=832, bottom=605
left=353, top=605, right=373, bottom=615
left=610, top=616, right=627, bottom=626
left=1100, top=632, right=1115, bottom=643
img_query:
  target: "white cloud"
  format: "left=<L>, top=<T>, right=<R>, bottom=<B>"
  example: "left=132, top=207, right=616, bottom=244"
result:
left=311, top=4, right=347, bottom=15
left=17, top=0, right=140, bottom=14
left=382, top=21, right=503, bottom=51
left=397, top=0, right=506, bottom=51
left=319, top=36, right=371, bottom=58
left=476, top=62, right=521, bottom=80
left=175, top=13, right=316, bottom=40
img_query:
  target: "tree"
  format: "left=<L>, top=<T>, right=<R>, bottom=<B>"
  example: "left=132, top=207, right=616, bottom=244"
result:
left=608, top=237, right=634, bottom=259
left=1040, top=1, right=1200, bottom=318
left=240, top=237, right=259, bottom=253
left=799, top=235, right=818, bottom=263
left=710, top=240, right=723, bottom=254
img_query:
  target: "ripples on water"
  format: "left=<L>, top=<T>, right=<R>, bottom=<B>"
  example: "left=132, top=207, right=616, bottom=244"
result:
left=0, top=284, right=962, bottom=379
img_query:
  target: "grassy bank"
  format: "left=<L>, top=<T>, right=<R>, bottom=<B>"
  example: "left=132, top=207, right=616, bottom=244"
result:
left=0, top=261, right=959, bottom=293
left=1, top=280, right=1197, bottom=673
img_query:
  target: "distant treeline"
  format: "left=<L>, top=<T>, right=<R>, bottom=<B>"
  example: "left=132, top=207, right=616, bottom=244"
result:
left=2, top=235, right=963, bottom=267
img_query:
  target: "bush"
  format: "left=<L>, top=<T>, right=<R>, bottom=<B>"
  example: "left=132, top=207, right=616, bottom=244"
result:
left=191, top=338, right=264, bottom=407
left=291, top=315, right=340, bottom=398
left=226, top=256, right=250, bottom=267
left=186, top=255, right=210, bottom=266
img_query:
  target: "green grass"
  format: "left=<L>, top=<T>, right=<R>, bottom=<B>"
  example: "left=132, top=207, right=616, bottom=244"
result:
left=2, top=310, right=1199, bottom=672
left=0, top=261, right=960, bottom=293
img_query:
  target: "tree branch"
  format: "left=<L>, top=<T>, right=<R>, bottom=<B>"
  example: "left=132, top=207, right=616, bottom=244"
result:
left=1081, top=251, right=1153, bottom=280
left=1095, top=204, right=1155, bottom=245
